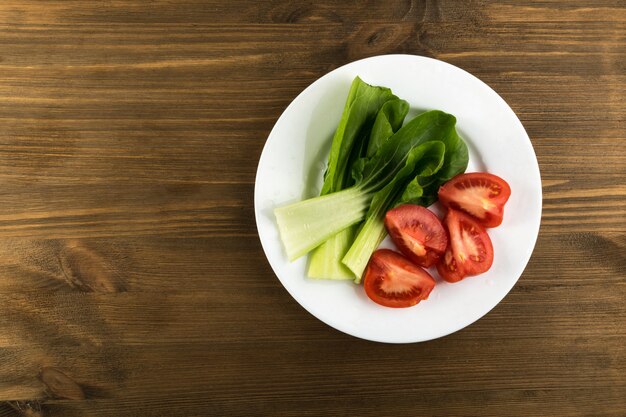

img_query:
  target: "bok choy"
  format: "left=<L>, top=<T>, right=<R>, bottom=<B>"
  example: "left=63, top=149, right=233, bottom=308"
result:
left=275, top=110, right=464, bottom=258
left=274, top=77, right=469, bottom=282
left=308, top=94, right=409, bottom=279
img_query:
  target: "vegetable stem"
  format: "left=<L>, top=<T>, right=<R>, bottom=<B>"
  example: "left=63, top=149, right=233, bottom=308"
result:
left=274, top=187, right=371, bottom=261
left=307, top=226, right=357, bottom=280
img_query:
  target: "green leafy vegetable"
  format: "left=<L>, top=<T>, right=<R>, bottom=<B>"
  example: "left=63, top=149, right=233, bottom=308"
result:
left=320, top=77, right=398, bottom=195
left=366, top=99, right=410, bottom=158
left=275, top=110, right=463, bottom=263
left=275, top=76, right=470, bottom=283
left=309, top=97, right=409, bottom=279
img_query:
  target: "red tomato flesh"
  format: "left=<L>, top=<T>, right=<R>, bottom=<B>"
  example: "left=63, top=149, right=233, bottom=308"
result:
left=384, top=204, right=448, bottom=268
left=438, top=172, right=511, bottom=227
left=364, top=249, right=436, bottom=308
left=437, top=208, right=494, bottom=282
left=437, top=246, right=466, bottom=283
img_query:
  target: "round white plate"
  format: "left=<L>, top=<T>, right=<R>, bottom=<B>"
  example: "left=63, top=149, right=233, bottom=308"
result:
left=254, top=54, right=541, bottom=343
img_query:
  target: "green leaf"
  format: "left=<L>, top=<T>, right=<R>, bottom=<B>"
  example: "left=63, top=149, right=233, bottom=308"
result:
left=351, top=98, right=409, bottom=184
left=359, top=111, right=457, bottom=189
left=435, top=128, right=469, bottom=182
left=398, top=177, right=424, bottom=204
left=395, top=140, right=446, bottom=205
left=404, top=128, right=468, bottom=207
left=321, top=77, right=398, bottom=194
left=366, top=98, right=410, bottom=157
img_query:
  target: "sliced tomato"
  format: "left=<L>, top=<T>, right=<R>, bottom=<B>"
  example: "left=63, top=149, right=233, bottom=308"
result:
left=436, top=246, right=466, bottom=283
left=384, top=204, right=448, bottom=268
left=436, top=209, right=494, bottom=282
left=438, top=172, right=511, bottom=227
left=363, top=249, right=435, bottom=308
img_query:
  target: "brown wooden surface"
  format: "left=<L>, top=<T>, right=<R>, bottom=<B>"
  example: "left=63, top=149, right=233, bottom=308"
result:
left=0, top=1, right=624, bottom=416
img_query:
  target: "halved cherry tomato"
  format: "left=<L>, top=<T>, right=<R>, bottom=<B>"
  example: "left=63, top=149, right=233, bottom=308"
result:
left=364, top=249, right=435, bottom=308
left=438, top=172, right=511, bottom=227
left=384, top=204, right=448, bottom=268
left=436, top=209, right=494, bottom=282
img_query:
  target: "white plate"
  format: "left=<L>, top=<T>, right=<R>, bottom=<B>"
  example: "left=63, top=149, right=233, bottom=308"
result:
left=254, top=55, right=541, bottom=343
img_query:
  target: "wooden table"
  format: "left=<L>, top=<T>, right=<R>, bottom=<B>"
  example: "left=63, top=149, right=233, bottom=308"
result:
left=0, top=1, right=624, bottom=416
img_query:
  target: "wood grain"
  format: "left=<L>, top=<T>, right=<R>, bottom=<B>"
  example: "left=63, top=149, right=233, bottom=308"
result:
left=0, top=1, right=624, bottom=416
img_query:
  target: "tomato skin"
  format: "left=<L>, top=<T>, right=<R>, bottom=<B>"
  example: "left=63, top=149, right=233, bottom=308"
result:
left=437, top=209, right=494, bottom=283
left=384, top=205, right=448, bottom=268
left=363, top=249, right=436, bottom=308
left=438, top=172, right=511, bottom=227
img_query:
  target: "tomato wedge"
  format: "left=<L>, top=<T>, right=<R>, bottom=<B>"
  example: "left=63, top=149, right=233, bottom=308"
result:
left=438, top=172, right=511, bottom=227
left=384, top=204, right=448, bottom=268
left=437, top=209, right=494, bottom=282
left=363, top=249, right=435, bottom=308
left=437, top=246, right=466, bottom=283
